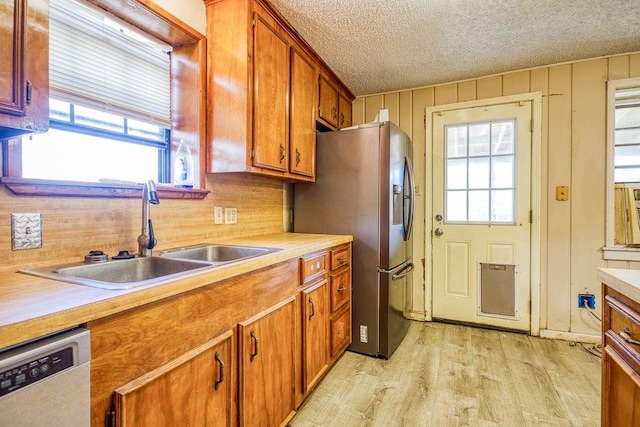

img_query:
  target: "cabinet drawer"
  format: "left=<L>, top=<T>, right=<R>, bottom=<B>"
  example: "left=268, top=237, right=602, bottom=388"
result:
left=330, top=269, right=350, bottom=312
left=301, top=252, right=327, bottom=284
left=330, top=246, right=350, bottom=271
left=606, top=294, right=640, bottom=362
left=330, top=306, right=351, bottom=357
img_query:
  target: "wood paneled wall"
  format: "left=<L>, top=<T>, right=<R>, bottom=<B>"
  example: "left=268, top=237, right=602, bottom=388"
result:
left=0, top=173, right=285, bottom=274
left=352, top=52, right=640, bottom=336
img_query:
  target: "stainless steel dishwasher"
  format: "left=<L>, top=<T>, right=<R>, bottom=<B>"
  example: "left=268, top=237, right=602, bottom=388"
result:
left=0, top=328, right=90, bottom=426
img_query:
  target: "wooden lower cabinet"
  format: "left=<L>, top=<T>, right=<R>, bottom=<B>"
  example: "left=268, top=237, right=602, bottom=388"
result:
left=114, top=330, right=234, bottom=426
left=302, top=279, right=329, bottom=393
left=602, top=285, right=640, bottom=426
left=86, top=247, right=352, bottom=427
left=239, top=297, right=296, bottom=426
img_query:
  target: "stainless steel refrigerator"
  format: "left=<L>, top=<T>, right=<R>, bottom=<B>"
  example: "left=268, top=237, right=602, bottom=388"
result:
left=294, top=121, right=415, bottom=358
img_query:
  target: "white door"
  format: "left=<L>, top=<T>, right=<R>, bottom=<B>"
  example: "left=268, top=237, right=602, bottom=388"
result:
left=431, top=101, right=532, bottom=331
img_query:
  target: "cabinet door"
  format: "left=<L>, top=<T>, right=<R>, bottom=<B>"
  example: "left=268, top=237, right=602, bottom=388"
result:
left=318, top=74, right=338, bottom=128
left=114, top=330, right=234, bottom=427
left=302, top=280, right=329, bottom=393
left=339, top=93, right=352, bottom=129
left=289, top=48, right=316, bottom=178
left=252, top=11, right=289, bottom=172
left=239, top=297, right=296, bottom=427
left=0, top=0, right=49, bottom=138
left=330, top=304, right=351, bottom=358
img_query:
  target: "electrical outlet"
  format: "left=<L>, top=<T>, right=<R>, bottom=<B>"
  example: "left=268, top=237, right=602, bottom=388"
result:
left=224, top=207, right=237, bottom=224
left=214, top=206, right=223, bottom=224
left=11, top=213, right=43, bottom=250
left=578, top=294, right=596, bottom=310
left=359, top=325, right=368, bottom=343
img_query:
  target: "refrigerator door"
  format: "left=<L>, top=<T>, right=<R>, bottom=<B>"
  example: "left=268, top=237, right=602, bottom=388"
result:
left=378, top=259, right=413, bottom=358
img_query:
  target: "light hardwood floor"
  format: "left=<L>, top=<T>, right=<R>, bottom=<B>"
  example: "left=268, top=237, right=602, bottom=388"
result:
left=290, top=321, right=601, bottom=426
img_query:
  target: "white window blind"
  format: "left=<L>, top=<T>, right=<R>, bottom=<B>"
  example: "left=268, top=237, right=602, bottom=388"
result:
left=49, top=0, right=171, bottom=127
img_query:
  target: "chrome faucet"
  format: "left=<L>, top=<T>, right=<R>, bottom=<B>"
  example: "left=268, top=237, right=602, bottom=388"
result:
left=137, top=180, right=159, bottom=257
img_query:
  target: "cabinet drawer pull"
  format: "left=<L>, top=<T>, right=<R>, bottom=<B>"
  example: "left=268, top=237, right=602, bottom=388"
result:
left=214, top=351, right=225, bottom=390
left=620, top=327, right=640, bottom=346
left=337, top=255, right=346, bottom=264
left=308, top=297, right=315, bottom=320
left=250, top=330, right=259, bottom=362
left=279, top=144, right=285, bottom=163
left=337, top=286, right=346, bottom=293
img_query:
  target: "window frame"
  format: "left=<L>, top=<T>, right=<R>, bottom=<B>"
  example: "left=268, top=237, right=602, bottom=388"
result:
left=1, top=0, right=208, bottom=199
left=604, top=77, right=640, bottom=260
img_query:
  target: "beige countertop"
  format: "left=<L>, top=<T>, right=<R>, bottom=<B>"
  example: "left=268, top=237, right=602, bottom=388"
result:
left=0, top=232, right=352, bottom=350
left=597, top=268, right=640, bottom=304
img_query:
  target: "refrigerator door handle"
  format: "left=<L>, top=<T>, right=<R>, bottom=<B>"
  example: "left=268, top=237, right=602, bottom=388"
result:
left=403, top=156, right=416, bottom=241
left=391, top=262, right=414, bottom=280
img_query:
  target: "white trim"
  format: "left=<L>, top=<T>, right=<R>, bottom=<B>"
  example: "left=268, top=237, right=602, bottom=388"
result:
left=424, top=92, right=543, bottom=336
left=603, top=246, right=640, bottom=261
left=539, top=329, right=600, bottom=344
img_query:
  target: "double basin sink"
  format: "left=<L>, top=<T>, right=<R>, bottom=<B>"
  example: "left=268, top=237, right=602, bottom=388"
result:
left=20, top=244, right=281, bottom=290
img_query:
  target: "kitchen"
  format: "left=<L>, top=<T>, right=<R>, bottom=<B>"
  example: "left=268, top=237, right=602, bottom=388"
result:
left=1, top=0, right=640, bottom=425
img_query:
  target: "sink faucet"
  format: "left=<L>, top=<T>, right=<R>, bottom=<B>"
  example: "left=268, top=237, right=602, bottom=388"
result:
left=137, top=180, right=159, bottom=257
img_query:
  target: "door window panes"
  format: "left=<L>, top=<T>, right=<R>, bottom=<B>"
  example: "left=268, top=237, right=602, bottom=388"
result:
left=444, top=120, right=516, bottom=224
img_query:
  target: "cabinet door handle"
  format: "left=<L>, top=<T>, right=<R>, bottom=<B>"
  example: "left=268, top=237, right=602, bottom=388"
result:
left=279, top=144, right=285, bottom=163
left=308, top=297, right=315, bottom=320
left=332, top=106, right=337, bottom=120
left=250, top=330, right=259, bottom=362
left=26, top=81, right=32, bottom=106
left=620, top=327, right=640, bottom=346
left=295, top=148, right=301, bottom=166
left=340, top=112, right=344, bottom=127
left=214, top=351, right=225, bottom=390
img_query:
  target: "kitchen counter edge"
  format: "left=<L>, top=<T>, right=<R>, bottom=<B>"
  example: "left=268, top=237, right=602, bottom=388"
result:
left=0, top=233, right=353, bottom=350
left=596, top=267, right=640, bottom=305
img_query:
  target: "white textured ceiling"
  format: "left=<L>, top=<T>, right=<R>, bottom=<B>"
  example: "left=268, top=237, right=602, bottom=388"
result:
left=268, top=0, right=640, bottom=96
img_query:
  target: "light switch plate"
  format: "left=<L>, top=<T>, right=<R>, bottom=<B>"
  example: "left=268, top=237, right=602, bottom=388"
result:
left=11, top=213, right=43, bottom=250
left=556, top=185, right=569, bottom=201
left=214, top=206, right=223, bottom=224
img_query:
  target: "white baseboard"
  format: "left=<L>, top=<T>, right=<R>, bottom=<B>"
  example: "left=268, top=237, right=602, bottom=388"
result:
left=539, top=329, right=601, bottom=344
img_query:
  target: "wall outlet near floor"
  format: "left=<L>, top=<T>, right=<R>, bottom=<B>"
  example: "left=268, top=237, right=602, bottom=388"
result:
left=578, top=294, right=596, bottom=310
left=359, top=325, right=368, bottom=343
left=224, top=207, right=237, bottom=224
left=11, top=213, right=43, bottom=250
left=214, top=206, right=223, bottom=224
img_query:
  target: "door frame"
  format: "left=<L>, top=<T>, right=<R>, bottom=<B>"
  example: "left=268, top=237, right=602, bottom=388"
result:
left=424, top=92, right=543, bottom=336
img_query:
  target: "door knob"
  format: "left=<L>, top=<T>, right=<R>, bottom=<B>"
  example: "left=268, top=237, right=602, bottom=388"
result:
left=434, top=228, right=444, bottom=236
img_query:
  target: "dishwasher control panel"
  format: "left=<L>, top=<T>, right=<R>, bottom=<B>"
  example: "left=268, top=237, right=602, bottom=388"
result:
left=0, top=328, right=90, bottom=400
left=0, top=346, right=74, bottom=397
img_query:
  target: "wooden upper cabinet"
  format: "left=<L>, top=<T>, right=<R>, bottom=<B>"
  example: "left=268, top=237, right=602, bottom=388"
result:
left=114, top=330, right=234, bottom=427
left=339, top=93, right=352, bottom=129
left=289, top=48, right=316, bottom=178
left=318, top=72, right=353, bottom=130
left=252, top=11, right=289, bottom=173
left=318, top=74, right=339, bottom=128
left=0, top=0, right=49, bottom=139
left=205, top=0, right=353, bottom=182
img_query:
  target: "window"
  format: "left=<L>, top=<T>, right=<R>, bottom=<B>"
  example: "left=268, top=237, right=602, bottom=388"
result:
left=613, top=88, right=640, bottom=183
left=444, top=120, right=516, bottom=224
left=21, top=0, right=171, bottom=184
left=1, top=0, right=206, bottom=197
left=605, top=77, right=640, bottom=257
